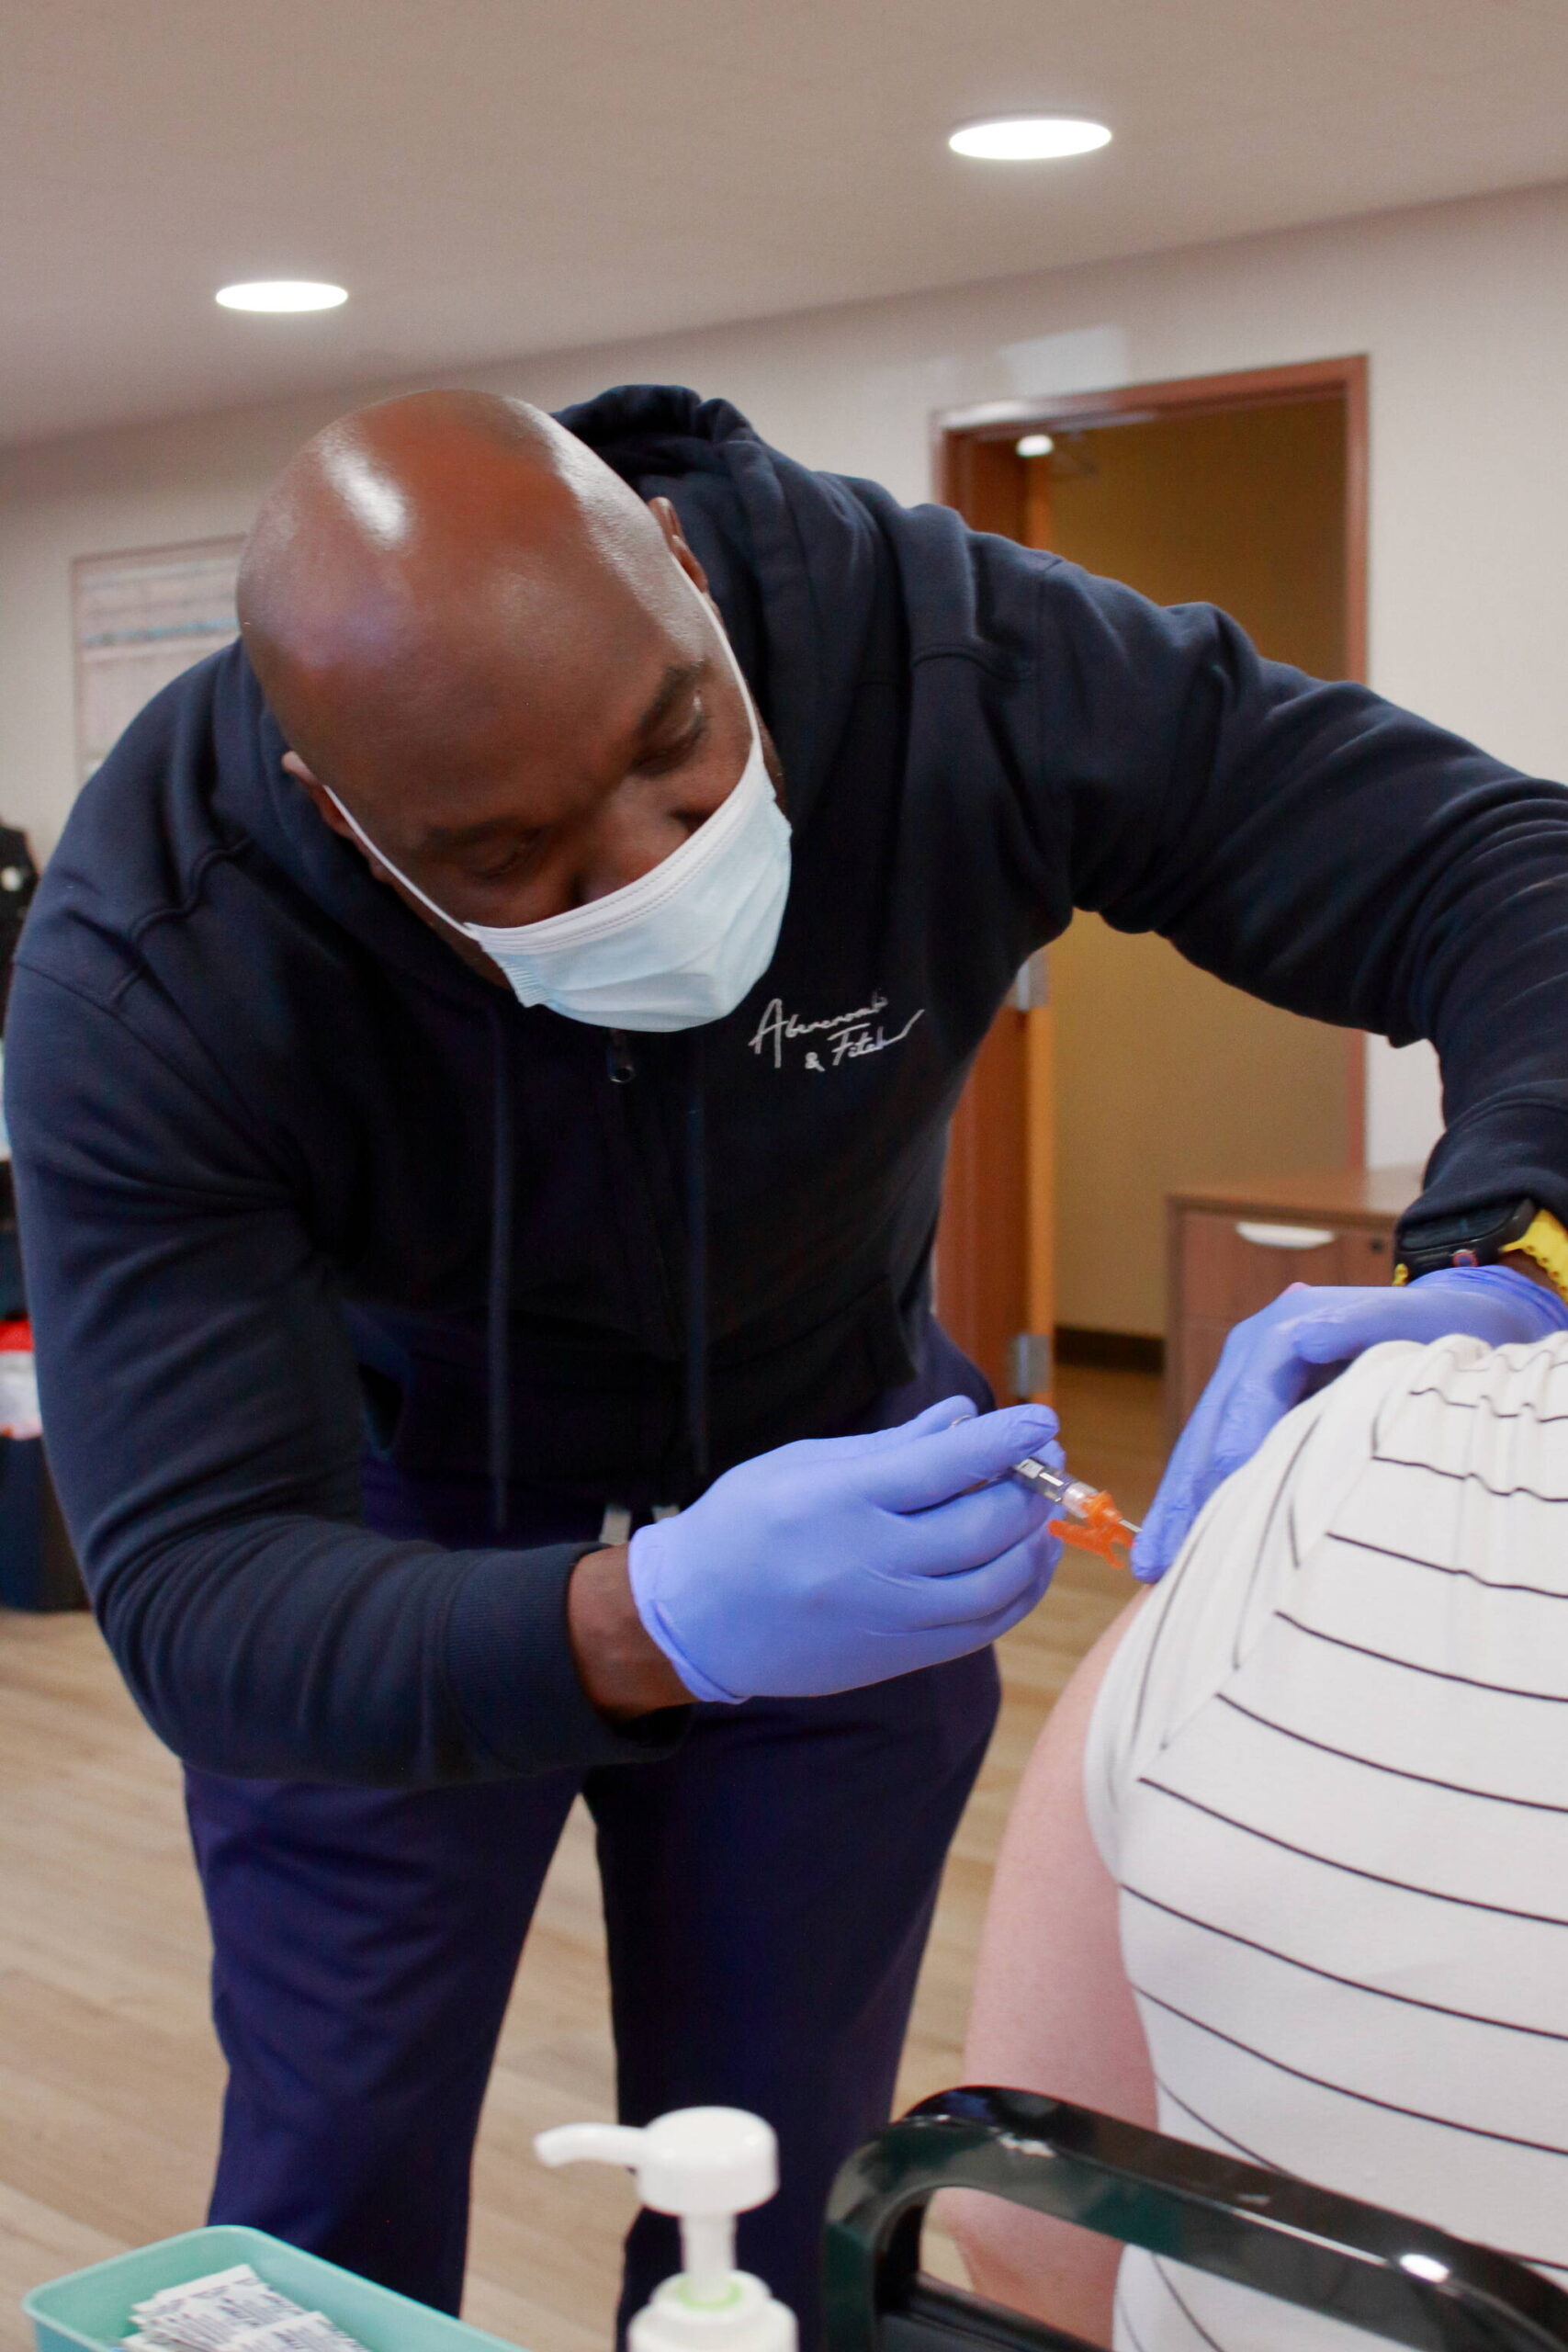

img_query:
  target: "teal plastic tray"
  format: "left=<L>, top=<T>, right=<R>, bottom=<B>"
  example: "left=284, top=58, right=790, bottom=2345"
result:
left=24, top=2226, right=526, bottom=2352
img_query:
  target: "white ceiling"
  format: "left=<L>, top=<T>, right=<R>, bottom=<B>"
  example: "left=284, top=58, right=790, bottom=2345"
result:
left=6, top=0, right=1568, bottom=450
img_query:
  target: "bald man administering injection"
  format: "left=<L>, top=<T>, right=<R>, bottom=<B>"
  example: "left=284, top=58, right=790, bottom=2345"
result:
left=13, top=387, right=1568, bottom=2340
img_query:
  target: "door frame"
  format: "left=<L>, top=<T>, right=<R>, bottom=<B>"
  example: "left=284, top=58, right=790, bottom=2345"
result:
left=934, top=354, right=1368, bottom=684
left=931, top=355, right=1371, bottom=1387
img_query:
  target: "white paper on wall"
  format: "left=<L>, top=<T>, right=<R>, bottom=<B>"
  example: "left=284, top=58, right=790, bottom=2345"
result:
left=1365, top=1033, right=1443, bottom=1170
left=73, top=538, right=243, bottom=784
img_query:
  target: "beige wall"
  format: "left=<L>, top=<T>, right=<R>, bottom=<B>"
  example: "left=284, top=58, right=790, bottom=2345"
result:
left=1047, top=401, right=1349, bottom=1335
left=1054, top=919, right=1348, bottom=1332
left=6, top=179, right=1568, bottom=1164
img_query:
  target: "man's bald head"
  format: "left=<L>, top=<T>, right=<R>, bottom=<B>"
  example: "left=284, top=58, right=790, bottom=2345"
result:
left=241, top=390, right=689, bottom=778
left=238, top=390, right=764, bottom=939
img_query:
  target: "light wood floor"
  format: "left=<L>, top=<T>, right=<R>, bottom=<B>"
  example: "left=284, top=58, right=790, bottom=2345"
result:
left=0, top=1367, right=1165, bottom=2352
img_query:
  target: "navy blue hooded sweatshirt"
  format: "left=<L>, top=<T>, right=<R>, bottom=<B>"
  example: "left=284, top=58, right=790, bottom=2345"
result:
left=11, top=384, right=1568, bottom=1787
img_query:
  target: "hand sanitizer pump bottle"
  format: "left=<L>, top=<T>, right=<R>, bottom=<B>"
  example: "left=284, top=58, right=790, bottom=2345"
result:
left=535, top=2108, right=797, bottom=2352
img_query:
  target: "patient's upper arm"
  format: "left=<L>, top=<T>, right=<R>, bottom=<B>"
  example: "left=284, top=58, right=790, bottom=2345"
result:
left=946, top=1599, right=1156, bottom=2341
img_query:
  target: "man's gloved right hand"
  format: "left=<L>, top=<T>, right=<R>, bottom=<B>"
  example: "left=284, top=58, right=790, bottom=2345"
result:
left=627, top=1396, right=1063, bottom=1704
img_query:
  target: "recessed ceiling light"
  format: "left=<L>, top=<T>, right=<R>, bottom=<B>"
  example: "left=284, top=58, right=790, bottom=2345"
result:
left=949, top=116, right=1111, bottom=162
left=1017, top=433, right=1055, bottom=458
left=215, top=281, right=349, bottom=313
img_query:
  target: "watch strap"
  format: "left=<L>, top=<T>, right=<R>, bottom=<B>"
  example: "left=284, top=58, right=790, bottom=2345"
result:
left=1393, top=1200, right=1568, bottom=1308
left=1503, top=1207, right=1568, bottom=1309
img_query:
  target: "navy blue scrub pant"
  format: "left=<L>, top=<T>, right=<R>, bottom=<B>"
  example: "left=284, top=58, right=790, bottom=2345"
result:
left=183, top=1336, right=999, bottom=2348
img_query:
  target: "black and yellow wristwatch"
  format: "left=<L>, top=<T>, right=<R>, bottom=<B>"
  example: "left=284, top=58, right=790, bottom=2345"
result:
left=1394, top=1196, right=1568, bottom=1306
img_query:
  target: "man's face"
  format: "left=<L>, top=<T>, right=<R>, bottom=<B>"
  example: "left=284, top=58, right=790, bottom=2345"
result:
left=282, top=500, right=777, bottom=960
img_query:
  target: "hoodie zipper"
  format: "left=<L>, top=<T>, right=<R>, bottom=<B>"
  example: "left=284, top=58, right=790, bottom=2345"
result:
left=603, top=1028, right=683, bottom=1358
left=601, top=1027, right=709, bottom=1496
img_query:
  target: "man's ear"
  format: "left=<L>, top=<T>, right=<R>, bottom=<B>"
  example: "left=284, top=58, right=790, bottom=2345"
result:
left=648, top=495, right=709, bottom=595
left=282, top=750, right=357, bottom=845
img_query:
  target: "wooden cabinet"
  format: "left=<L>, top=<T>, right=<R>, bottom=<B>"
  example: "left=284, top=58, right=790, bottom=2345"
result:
left=1166, top=1165, right=1422, bottom=1436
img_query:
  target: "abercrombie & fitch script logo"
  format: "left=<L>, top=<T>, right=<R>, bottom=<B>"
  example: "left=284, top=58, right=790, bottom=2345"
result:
left=747, top=991, right=925, bottom=1074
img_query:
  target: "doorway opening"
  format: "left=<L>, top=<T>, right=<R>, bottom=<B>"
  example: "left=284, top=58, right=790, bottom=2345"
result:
left=933, top=356, right=1369, bottom=1403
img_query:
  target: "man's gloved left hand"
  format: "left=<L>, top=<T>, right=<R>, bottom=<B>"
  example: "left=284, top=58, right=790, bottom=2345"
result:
left=1131, top=1262, right=1568, bottom=1583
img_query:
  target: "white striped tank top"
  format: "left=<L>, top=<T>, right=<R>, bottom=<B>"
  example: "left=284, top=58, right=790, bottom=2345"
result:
left=1084, top=1331, right=1568, bottom=2352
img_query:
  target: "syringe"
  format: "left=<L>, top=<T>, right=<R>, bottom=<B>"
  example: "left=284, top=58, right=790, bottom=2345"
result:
left=1012, top=1453, right=1140, bottom=1568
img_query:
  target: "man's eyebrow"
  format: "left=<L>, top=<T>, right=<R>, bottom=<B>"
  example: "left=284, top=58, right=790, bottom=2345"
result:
left=635, top=658, right=706, bottom=741
left=419, top=813, right=524, bottom=854
left=415, top=662, right=708, bottom=854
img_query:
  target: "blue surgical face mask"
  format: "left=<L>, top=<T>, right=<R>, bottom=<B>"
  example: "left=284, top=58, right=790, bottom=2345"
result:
left=322, top=570, right=791, bottom=1032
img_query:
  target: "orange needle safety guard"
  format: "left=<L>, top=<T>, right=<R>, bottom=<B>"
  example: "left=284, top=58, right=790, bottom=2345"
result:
left=1010, top=1453, right=1140, bottom=1570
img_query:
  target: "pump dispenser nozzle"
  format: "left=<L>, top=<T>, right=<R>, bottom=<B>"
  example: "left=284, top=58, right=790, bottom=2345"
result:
left=536, top=2108, right=796, bottom=2352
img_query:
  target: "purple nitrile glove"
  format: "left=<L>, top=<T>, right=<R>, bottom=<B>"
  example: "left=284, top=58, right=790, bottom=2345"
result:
left=628, top=1395, right=1065, bottom=1702
left=1132, top=1262, right=1568, bottom=1584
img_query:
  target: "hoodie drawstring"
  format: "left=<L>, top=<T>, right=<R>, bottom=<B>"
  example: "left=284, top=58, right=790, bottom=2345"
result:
left=488, top=1003, right=514, bottom=1534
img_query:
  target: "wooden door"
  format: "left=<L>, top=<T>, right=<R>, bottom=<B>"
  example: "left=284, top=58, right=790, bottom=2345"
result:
left=933, top=447, right=1055, bottom=1406
left=933, top=356, right=1369, bottom=1403
left=934, top=962, right=1054, bottom=1406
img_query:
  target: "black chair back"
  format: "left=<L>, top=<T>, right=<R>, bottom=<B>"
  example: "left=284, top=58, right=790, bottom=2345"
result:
left=824, top=2088, right=1568, bottom=2352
